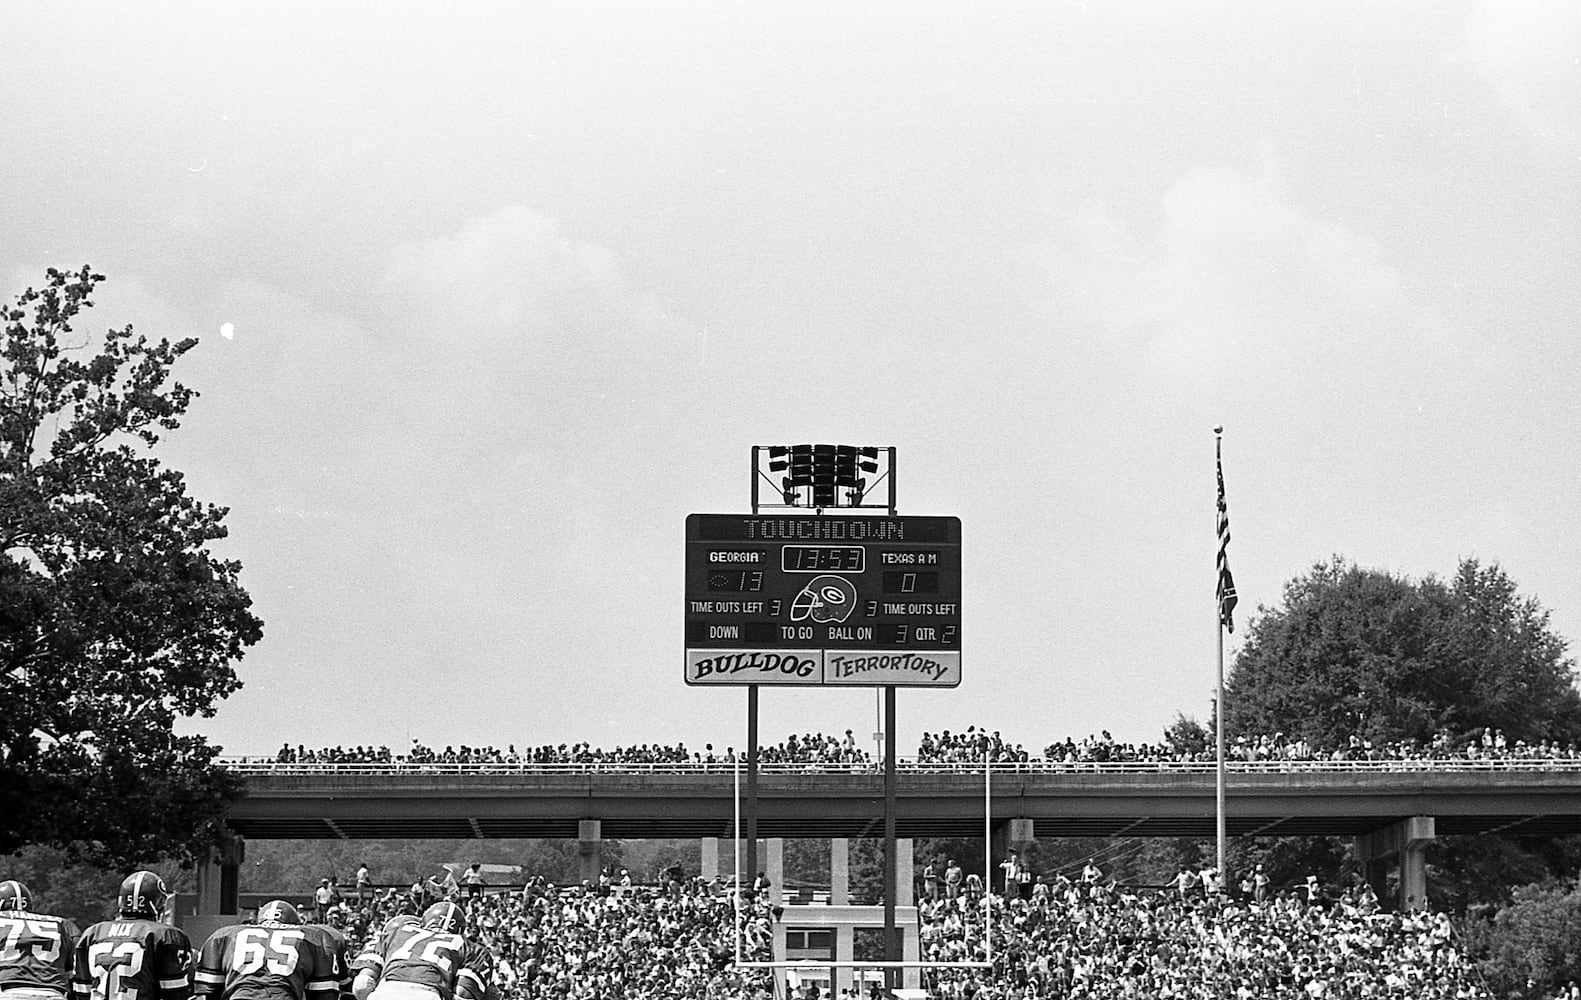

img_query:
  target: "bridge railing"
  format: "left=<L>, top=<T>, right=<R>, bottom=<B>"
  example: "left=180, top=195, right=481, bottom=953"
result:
left=215, top=756, right=1581, bottom=777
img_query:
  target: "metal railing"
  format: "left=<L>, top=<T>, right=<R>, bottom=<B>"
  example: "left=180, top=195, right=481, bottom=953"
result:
left=215, top=755, right=1581, bottom=777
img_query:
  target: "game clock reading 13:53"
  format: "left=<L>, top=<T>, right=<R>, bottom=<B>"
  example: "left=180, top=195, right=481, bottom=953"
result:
left=684, top=513, right=961, bottom=688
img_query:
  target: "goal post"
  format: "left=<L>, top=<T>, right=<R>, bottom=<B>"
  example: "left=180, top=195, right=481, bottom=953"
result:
left=732, top=750, right=999, bottom=993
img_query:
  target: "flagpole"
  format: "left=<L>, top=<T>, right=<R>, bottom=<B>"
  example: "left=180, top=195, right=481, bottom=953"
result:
left=1214, top=426, right=1227, bottom=885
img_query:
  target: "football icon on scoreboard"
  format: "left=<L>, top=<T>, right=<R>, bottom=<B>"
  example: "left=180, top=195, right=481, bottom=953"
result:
left=790, top=575, right=859, bottom=624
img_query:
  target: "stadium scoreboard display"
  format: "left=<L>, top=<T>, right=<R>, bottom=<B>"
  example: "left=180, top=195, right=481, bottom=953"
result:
left=685, top=513, right=961, bottom=687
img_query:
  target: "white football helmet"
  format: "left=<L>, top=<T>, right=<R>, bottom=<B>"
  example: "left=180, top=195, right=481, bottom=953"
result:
left=790, top=575, right=858, bottom=624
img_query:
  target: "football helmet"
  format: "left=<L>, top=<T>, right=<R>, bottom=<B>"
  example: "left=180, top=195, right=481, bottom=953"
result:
left=256, top=899, right=301, bottom=925
left=118, top=871, right=170, bottom=920
left=381, top=914, right=419, bottom=939
left=420, top=901, right=466, bottom=934
left=0, top=880, right=32, bottom=911
left=790, top=575, right=858, bottom=624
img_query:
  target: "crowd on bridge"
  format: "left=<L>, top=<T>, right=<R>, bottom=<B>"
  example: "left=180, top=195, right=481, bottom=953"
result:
left=921, top=726, right=1581, bottom=768
left=272, top=733, right=875, bottom=769
left=262, top=725, right=1581, bottom=773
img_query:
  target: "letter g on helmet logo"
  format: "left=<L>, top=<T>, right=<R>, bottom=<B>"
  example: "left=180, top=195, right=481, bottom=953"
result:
left=790, top=575, right=858, bottom=624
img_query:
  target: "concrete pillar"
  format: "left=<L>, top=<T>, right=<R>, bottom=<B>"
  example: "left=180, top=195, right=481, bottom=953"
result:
left=702, top=838, right=721, bottom=881
left=989, top=819, right=1035, bottom=897
left=834, top=924, right=854, bottom=995
left=194, top=836, right=243, bottom=916
left=772, top=921, right=788, bottom=999
left=1401, top=839, right=1429, bottom=912
left=577, top=819, right=601, bottom=886
left=991, top=818, right=1036, bottom=863
left=195, top=858, right=222, bottom=915
left=1354, top=816, right=1435, bottom=912
left=902, top=921, right=920, bottom=990
left=896, top=838, right=914, bottom=907
left=766, top=838, right=784, bottom=906
left=831, top=838, right=850, bottom=905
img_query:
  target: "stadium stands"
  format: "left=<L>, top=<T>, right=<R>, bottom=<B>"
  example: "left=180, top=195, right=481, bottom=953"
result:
left=308, top=869, right=1495, bottom=999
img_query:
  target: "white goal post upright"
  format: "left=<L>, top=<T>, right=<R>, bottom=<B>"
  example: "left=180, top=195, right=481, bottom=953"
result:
left=984, top=745, right=992, bottom=967
left=732, top=746, right=995, bottom=987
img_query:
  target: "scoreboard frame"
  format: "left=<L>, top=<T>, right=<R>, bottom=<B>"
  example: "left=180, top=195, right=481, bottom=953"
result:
left=684, top=513, right=961, bottom=687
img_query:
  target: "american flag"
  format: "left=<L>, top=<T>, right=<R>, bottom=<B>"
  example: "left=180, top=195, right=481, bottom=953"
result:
left=1217, top=439, right=1238, bottom=633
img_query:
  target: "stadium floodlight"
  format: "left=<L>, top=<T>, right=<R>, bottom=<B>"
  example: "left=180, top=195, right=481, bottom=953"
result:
left=810, top=445, right=838, bottom=507
left=751, top=444, right=896, bottom=515
left=835, top=445, right=872, bottom=505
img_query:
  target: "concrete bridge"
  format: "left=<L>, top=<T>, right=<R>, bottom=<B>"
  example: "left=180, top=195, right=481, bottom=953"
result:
left=219, top=757, right=1581, bottom=841
left=207, top=757, right=1581, bottom=911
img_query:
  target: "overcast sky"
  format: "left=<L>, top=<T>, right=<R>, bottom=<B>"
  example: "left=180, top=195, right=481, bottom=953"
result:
left=4, top=2, right=1578, bottom=758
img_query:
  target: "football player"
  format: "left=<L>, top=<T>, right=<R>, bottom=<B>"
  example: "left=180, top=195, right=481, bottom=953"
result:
left=351, top=904, right=491, bottom=1000
left=347, top=917, right=416, bottom=990
left=194, top=901, right=348, bottom=1000
left=72, top=872, right=193, bottom=1000
left=1, top=879, right=82, bottom=1000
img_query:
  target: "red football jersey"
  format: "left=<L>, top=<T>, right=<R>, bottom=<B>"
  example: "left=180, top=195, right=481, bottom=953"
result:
left=360, top=925, right=491, bottom=1000
left=194, top=923, right=347, bottom=1000
left=1, top=910, right=83, bottom=992
left=72, top=919, right=194, bottom=1000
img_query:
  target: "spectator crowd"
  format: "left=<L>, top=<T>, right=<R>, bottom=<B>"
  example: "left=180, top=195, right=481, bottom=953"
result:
left=918, top=726, right=1580, bottom=768
left=335, top=872, right=779, bottom=1000
left=917, top=867, right=1489, bottom=999
left=273, top=735, right=873, bottom=769
left=265, top=726, right=1579, bottom=772
left=292, top=862, right=1502, bottom=1000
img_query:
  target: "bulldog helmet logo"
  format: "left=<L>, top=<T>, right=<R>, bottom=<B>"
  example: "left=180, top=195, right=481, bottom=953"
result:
left=790, top=575, right=858, bottom=624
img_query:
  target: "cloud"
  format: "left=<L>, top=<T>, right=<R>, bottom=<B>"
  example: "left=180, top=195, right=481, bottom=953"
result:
left=1462, top=0, right=1581, bottom=155
left=1043, top=161, right=1426, bottom=384
left=380, top=205, right=690, bottom=368
left=367, top=205, right=718, bottom=546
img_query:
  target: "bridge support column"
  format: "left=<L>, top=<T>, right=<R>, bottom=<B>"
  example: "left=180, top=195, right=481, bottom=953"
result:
left=184, top=836, right=242, bottom=938
left=896, top=838, right=913, bottom=906
left=194, top=835, right=243, bottom=916
left=702, top=838, right=721, bottom=880
left=990, top=818, right=1035, bottom=860
left=766, top=838, right=784, bottom=905
left=990, top=819, right=1035, bottom=896
left=704, top=838, right=772, bottom=887
left=195, top=857, right=222, bottom=915
left=1354, top=816, right=1434, bottom=912
left=577, top=820, right=601, bottom=886
left=831, top=838, right=849, bottom=904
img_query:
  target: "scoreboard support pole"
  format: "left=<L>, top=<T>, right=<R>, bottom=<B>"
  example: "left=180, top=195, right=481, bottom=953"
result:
left=747, top=684, right=759, bottom=890
left=883, top=684, right=899, bottom=989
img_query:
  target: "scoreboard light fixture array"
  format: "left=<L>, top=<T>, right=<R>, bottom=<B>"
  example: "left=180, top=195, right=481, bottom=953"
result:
left=768, top=444, right=881, bottom=508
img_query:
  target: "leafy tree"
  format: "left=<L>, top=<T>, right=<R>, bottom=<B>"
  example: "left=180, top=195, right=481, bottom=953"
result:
left=0, top=266, right=262, bottom=868
left=1162, top=713, right=1212, bottom=758
left=1222, top=556, right=1581, bottom=912
left=0, top=844, right=185, bottom=926
left=1462, top=877, right=1581, bottom=997
left=1225, top=556, right=1581, bottom=751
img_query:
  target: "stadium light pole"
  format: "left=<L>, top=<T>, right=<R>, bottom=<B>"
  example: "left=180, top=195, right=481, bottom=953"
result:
left=741, top=444, right=917, bottom=990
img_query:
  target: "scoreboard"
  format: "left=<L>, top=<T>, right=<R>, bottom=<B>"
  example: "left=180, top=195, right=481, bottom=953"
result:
left=685, top=513, right=961, bottom=687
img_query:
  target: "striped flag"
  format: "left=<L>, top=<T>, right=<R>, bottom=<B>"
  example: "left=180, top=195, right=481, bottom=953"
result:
left=1216, top=439, right=1238, bottom=633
